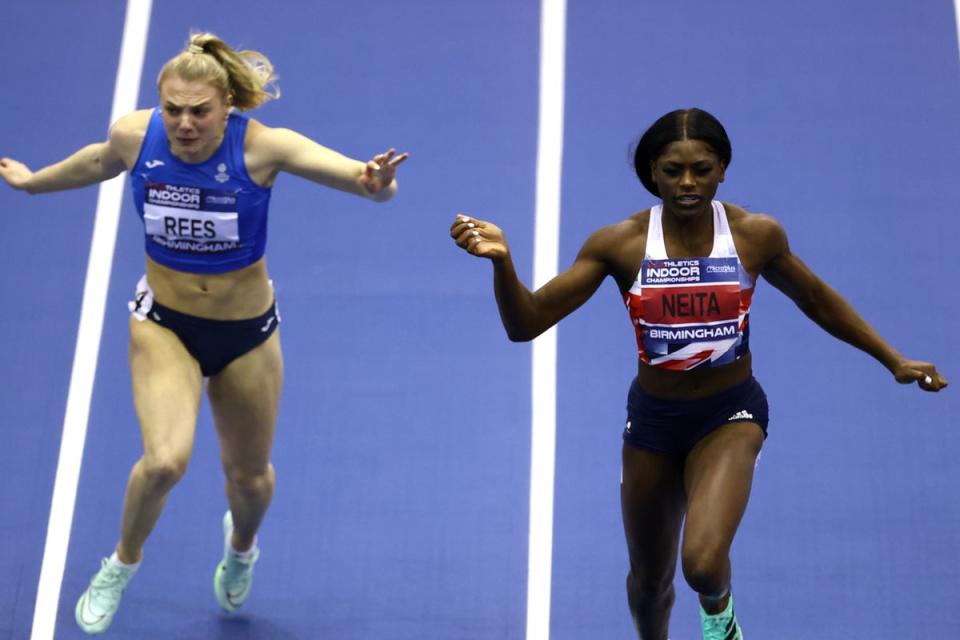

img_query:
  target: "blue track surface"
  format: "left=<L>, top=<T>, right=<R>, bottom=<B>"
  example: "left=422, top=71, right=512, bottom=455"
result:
left=1, top=1, right=958, bottom=638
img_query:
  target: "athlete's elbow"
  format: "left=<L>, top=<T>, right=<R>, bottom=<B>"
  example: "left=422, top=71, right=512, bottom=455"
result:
left=506, top=328, right=534, bottom=342
left=795, top=286, right=837, bottom=325
left=791, top=279, right=826, bottom=315
left=503, top=321, right=544, bottom=342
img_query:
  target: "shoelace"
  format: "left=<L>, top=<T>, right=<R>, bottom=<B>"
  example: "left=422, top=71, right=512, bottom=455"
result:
left=702, top=614, right=737, bottom=640
left=703, top=616, right=731, bottom=628
left=89, top=562, right=129, bottom=610
left=222, top=556, right=254, bottom=587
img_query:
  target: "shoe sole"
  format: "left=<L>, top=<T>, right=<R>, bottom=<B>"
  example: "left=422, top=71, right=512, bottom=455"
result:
left=214, top=511, right=256, bottom=613
left=75, top=589, right=112, bottom=635
left=214, top=560, right=238, bottom=612
left=214, top=511, right=234, bottom=612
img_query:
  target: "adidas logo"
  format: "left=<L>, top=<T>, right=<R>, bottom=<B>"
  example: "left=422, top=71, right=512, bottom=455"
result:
left=728, top=410, right=754, bottom=421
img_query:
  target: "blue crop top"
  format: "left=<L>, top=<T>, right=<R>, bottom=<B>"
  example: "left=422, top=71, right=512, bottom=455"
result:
left=129, top=109, right=272, bottom=274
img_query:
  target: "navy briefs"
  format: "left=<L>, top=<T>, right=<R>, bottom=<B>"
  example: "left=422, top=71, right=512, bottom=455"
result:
left=623, top=375, right=769, bottom=455
left=145, top=301, right=279, bottom=377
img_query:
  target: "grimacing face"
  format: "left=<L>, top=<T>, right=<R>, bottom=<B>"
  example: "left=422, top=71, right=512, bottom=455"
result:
left=159, top=76, right=231, bottom=163
left=650, top=139, right=726, bottom=218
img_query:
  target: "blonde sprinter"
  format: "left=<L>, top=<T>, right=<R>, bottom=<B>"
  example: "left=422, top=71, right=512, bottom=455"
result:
left=1, top=32, right=407, bottom=634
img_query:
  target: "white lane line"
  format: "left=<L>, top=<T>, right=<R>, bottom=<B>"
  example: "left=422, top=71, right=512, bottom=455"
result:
left=30, top=2, right=152, bottom=638
left=955, top=0, right=960, bottom=63
left=527, top=0, right=566, bottom=639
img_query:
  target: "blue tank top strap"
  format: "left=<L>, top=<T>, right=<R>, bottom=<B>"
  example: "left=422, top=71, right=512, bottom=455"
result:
left=132, top=109, right=166, bottom=170
left=224, top=112, right=248, bottom=171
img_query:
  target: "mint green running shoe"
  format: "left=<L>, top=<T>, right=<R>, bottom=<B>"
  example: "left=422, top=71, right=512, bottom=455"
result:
left=214, top=511, right=260, bottom=612
left=75, top=558, right=137, bottom=634
left=700, top=593, right=743, bottom=640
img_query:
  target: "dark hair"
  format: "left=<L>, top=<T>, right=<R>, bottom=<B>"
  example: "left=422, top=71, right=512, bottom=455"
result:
left=632, top=108, right=732, bottom=197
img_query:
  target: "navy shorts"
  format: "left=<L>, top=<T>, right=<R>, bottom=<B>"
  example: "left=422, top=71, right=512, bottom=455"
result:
left=623, top=375, right=769, bottom=455
left=129, top=275, right=280, bottom=377
left=146, top=301, right=279, bottom=377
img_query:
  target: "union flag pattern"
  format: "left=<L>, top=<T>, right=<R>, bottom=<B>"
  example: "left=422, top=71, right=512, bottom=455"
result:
left=624, top=202, right=755, bottom=371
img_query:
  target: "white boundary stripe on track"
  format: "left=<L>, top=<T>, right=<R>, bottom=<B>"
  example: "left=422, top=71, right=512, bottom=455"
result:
left=955, top=0, right=960, bottom=63
left=30, top=2, right=152, bottom=638
left=527, top=1, right=566, bottom=639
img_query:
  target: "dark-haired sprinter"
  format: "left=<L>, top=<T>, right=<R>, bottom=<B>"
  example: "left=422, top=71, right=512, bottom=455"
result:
left=449, top=108, right=946, bottom=640
left=1, top=32, right=407, bottom=634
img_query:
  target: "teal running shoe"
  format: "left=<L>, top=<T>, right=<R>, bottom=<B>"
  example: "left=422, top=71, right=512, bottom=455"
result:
left=75, top=558, right=137, bottom=634
left=700, top=593, right=743, bottom=640
left=214, top=511, right=260, bottom=612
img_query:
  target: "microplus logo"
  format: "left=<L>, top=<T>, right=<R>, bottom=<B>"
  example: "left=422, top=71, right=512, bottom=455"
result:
left=706, top=264, right=737, bottom=274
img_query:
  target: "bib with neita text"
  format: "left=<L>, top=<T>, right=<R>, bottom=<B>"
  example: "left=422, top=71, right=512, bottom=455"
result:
left=623, top=202, right=755, bottom=371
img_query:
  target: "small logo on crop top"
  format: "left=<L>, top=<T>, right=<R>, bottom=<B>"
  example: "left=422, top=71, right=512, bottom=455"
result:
left=145, top=160, right=165, bottom=169
left=728, top=410, right=754, bottom=421
left=706, top=264, right=737, bottom=274
left=215, top=163, right=230, bottom=184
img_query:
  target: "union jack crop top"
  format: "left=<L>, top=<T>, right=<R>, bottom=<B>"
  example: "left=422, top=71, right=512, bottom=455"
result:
left=623, top=201, right=755, bottom=371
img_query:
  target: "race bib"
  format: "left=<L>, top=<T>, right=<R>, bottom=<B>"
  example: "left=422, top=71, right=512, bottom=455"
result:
left=143, top=183, right=240, bottom=252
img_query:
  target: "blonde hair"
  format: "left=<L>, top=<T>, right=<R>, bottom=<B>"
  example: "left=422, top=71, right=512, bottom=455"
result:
left=157, top=32, right=280, bottom=110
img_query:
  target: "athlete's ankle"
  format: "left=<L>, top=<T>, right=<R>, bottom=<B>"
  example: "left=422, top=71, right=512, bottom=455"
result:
left=699, top=589, right=732, bottom=616
left=113, top=548, right=142, bottom=569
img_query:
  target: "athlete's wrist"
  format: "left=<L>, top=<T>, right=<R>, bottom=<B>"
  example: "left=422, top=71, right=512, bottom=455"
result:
left=23, top=174, right=40, bottom=194
left=363, top=177, right=396, bottom=202
left=880, top=350, right=906, bottom=375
